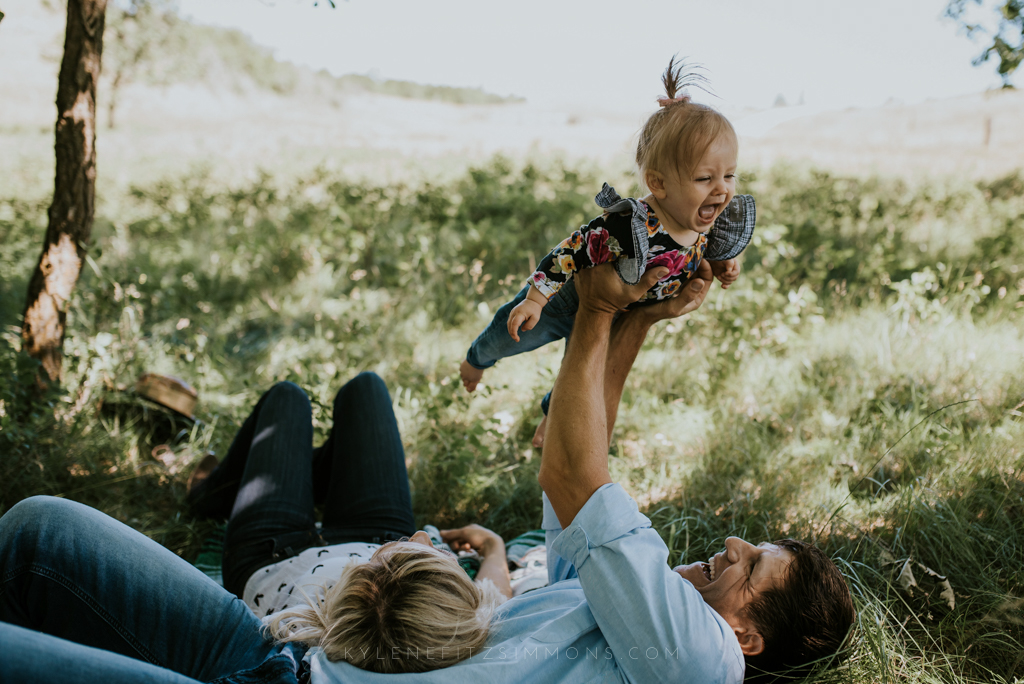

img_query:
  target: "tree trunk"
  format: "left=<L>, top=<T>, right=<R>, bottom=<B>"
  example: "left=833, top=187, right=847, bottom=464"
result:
left=22, top=0, right=108, bottom=383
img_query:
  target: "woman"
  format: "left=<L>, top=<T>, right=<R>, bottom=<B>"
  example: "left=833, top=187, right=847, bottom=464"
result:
left=0, top=372, right=510, bottom=683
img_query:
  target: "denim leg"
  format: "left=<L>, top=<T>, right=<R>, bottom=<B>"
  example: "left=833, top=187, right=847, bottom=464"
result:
left=314, top=372, right=416, bottom=542
left=0, top=496, right=302, bottom=684
left=221, top=382, right=322, bottom=597
left=0, top=623, right=202, bottom=684
left=465, top=284, right=578, bottom=370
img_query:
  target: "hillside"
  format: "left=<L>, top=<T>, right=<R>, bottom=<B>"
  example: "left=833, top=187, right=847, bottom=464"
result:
left=2, top=0, right=1023, bottom=196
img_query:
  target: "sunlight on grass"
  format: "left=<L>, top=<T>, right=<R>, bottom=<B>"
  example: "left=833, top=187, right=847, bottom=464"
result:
left=1, top=159, right=1023, bottom=681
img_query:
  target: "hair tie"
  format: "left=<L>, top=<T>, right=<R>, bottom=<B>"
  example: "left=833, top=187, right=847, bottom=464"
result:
left=657, top=93, right=691, bottom=108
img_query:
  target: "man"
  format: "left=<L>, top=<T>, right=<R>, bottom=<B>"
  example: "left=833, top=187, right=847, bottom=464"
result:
left=537, top=260, right=855, bottom=682
left=310, top=260, right=854, bottom=682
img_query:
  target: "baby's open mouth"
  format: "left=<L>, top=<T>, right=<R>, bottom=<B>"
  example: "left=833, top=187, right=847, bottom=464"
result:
left=698, top=204, right=718, bottom=221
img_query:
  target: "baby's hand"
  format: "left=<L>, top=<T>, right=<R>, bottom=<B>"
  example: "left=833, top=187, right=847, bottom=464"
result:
left=507, top=299, right=544, bottom=342
left=709, top=258, right=740, bottom=289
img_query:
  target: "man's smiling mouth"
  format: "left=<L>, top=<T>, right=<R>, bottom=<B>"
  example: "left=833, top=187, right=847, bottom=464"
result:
left=701, top=555, right=717, bottom=581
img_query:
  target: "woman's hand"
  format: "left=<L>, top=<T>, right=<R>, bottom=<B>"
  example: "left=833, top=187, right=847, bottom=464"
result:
left=440, top=524, right=503, bottom=555
left=442, top=524, right=512, bottom=599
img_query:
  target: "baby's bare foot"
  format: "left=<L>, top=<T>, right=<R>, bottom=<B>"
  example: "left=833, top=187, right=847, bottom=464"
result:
left=532, top=414, right=547, bottom=448
left=460, top=359, right=484, bottom=392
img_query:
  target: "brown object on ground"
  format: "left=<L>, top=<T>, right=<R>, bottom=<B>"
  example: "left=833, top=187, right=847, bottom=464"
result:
left=136, top=373, right=198, bottom=418
left=186, top=453, right=219, bottom=495
left=21, top=0, right=108, bottom=383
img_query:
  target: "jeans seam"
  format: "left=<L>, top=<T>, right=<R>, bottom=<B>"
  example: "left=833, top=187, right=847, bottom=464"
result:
left=2, top=562, right=164, bottom=667
left=208, top=652, right=296, bottom=684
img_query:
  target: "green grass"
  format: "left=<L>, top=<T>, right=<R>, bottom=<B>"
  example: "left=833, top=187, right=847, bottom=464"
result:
left=1, top=159, right=1023, bottom=682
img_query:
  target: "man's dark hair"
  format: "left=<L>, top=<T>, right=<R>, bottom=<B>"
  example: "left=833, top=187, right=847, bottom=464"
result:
left=742, top=539, right=856, bottom=683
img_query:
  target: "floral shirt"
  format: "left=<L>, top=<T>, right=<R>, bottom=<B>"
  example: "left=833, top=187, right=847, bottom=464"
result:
left=529, top=183, right=756, bottom=309
left=529, top=202, right=707, bottom=306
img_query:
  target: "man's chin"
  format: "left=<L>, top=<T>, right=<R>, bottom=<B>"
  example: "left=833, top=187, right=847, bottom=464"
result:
left=673, top=562, right=710, bottom=589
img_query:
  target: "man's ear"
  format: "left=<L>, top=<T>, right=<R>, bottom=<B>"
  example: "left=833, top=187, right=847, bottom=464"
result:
left=734, top=625, right=765, bottom=656
left=645, top=169, right=667, bottom=198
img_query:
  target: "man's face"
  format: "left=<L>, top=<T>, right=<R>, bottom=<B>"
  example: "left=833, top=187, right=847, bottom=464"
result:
left=674, top=537, right=793, bottom=636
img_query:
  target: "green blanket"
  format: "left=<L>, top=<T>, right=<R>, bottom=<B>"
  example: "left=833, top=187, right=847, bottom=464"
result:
left=193, top=524, right=545, bottom=587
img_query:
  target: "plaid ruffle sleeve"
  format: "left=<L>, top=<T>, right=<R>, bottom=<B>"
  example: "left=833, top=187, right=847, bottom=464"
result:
left=704, top=194, right=756, bottom=262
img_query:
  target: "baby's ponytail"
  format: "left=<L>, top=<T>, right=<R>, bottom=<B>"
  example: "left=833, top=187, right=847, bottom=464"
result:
left=637, top=55, right=734, bottom=183
left=658, top=55, right=709, bottom=106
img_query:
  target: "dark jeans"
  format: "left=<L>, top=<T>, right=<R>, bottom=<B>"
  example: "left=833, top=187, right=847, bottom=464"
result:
left=189, top=372, right=417, bottom=597
left=0, top=372, right=413, bottom=683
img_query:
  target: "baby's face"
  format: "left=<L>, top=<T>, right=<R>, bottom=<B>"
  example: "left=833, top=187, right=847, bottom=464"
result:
left=655, top=134, right=738, bottom=236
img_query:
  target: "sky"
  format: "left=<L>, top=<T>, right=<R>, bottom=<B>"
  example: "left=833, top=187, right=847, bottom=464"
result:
left=176, top=0, right=1003, bottom=115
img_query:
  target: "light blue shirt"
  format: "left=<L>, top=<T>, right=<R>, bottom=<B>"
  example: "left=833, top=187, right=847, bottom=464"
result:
left=308, top=483, right=744, bottom=684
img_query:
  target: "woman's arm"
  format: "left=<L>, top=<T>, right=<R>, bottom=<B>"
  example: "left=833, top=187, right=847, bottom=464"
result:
left=440, top=525, right=512, bottom=599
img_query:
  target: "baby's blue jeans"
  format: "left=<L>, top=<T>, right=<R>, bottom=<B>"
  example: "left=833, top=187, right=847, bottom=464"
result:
left=465, top=281, right=581, bottom=414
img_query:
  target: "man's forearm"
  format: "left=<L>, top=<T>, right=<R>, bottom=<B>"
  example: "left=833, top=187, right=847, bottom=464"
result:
left=604, top=313, right=654, bottom=441
left=538, top=306, right=616, bottom=528
left=537, top=262, right=702, bottom=529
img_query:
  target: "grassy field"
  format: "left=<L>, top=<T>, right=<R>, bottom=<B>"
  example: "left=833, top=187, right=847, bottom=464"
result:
left=1, top=159, right=1023, bottom=682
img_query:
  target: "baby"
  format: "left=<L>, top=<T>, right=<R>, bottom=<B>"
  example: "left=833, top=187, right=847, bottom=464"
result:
left=460, top=58, right=756, bottom=434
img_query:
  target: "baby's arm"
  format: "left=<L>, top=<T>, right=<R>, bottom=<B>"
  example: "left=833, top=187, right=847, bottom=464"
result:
left=708, top=258, right=740, bottom=289
left=507, top=285, right=548, bottom=342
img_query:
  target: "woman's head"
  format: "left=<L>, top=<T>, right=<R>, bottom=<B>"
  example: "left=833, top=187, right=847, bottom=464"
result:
left=265, top=537, right=501, bottom=673
left=636, top=57, right=739, bottom=233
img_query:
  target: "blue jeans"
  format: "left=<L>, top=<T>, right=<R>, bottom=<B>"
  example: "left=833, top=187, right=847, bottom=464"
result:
left=465, top=281, right=580, bottom=371
left=190, top=373, right=416, bottom=596
left=465, top=281, right=580, bottom=414
left=0, top=372, right=413, bottom=683
left=0, top=496, right=305, bottom=684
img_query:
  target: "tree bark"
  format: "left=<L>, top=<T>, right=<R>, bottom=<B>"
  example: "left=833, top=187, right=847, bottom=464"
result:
left=22, top=0, right=108, bottom=382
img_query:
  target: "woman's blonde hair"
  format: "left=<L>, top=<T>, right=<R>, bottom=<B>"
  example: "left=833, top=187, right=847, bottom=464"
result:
left=264, top=544, right=502, bottom=673
left=636, top=56, right=736, bottom=185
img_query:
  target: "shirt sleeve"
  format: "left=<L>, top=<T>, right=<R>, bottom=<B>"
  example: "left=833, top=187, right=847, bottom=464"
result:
left=541, top=492, right=578, bottom=584
left=549, top=484, right=745, bottom=684
left=704, top=194, right=756, bottom=262
left=527, top=211, right=633, bottom=298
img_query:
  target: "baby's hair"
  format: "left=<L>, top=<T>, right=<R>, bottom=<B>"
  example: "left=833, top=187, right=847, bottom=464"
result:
left=264, top=544, right=504, bottom=673
left=637, top=55, right=736, bottom=186
left=660, top=54, right=710, bottom=101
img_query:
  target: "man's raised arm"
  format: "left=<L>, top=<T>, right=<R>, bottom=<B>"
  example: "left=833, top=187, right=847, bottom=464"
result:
left=538, top=261, right=712, bottom=528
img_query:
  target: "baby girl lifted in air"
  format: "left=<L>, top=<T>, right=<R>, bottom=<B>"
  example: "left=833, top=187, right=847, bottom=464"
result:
left=460, top=57, right=756, bottom=443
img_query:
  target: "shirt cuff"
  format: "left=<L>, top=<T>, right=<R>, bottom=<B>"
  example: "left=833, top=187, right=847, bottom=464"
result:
left=528, top=273, right=560, bottom=300
left=548, top=483, right=651, bottom=571
left=541, top=492, right=561, bottom=531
